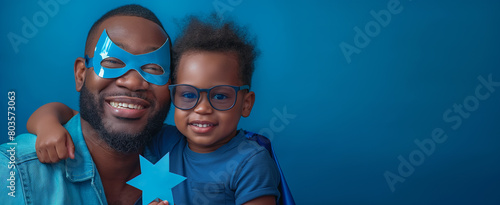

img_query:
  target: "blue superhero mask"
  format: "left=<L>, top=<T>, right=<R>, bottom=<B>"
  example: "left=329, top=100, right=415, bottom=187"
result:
left=84, top=29, right=170, bottom=85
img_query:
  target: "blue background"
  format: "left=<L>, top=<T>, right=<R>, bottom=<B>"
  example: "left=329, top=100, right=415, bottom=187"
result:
left=2, top=0, right=500, bottom=204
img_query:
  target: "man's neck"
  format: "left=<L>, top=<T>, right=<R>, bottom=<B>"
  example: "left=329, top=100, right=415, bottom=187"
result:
left=80, top=118, right=142, bottom=204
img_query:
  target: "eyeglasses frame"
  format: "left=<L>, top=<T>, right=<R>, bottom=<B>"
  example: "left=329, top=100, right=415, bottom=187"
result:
left=168, top=84, right=250, bottom=111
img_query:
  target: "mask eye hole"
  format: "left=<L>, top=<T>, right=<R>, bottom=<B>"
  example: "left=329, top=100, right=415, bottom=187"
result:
left=100, top=57, right=125, bottom=68
left=141, top=64, right=165, bottom=75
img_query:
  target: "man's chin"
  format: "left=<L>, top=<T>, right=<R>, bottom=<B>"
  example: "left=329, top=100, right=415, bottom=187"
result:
left=104, top=123, right=147, bottom=136
left=98, top=125, right=152, bottom=153
left=79, top=84, right=169, bottom=153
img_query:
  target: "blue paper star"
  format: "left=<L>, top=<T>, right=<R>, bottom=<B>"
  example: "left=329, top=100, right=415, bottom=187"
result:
left=127, top=153, right=186, bottom=204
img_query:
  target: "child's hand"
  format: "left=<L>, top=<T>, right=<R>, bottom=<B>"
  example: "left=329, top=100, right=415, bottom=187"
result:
left=35, top=123, right=75, bottom=163
left=148, top=199, right=169, bottom=205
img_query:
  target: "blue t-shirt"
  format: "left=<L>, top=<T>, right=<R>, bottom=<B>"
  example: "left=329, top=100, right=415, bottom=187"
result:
left=150, top=128, right=280, bottom=205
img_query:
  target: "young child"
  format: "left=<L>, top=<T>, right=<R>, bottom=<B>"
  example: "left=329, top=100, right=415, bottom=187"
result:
left=28, top=16, right=283, bottom=205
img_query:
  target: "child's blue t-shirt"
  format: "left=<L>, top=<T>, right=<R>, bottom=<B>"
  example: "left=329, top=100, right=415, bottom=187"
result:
left=149, top=125, right=280, bottom=205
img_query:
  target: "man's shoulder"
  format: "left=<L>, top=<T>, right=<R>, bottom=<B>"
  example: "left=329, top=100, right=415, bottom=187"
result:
left=149, top=124, right=183, bottom=156
left=159, top=124, right=180, bottom=135
left=0, top=133, right=38, bottom=162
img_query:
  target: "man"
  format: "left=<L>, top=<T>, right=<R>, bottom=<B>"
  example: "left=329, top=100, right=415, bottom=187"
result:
left=0, top=4, right=173, bottom=204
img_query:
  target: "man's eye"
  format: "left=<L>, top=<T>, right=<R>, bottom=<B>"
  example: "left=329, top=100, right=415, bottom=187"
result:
left=105, top=60, right=119, bottom=64
left=101, top=58, right=125, bottom=68
left=142, top=64, right=164, bottom=75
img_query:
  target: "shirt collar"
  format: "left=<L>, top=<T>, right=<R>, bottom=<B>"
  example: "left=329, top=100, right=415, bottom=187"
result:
left=64, top=114, right=96, bottom=182
left=62, top=114, right=159, bottom=182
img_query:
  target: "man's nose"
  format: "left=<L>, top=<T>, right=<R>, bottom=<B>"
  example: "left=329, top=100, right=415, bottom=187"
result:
left=115, top=70, right=149, bottom=91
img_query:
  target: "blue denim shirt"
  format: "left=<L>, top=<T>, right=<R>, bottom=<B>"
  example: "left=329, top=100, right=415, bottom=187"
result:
left=0, top=114, right=158, bottom=204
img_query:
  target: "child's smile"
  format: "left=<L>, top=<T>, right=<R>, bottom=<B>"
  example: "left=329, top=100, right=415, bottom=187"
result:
left=188, top=120, right=218, bottom=134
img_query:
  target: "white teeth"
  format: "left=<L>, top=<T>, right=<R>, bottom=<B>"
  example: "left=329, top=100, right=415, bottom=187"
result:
left=192, top=123, right=213, bottom=128
left=109, top=101, right=143, bottom=109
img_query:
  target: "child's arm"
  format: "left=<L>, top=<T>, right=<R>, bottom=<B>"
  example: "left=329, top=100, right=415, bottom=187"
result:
left=242, top=196, right=276, bottom=205
left=27, top=102, right=78, bottom=163
left=147, top=199, right=169, bottom=205
left=235, top=146, right=281, bottom=205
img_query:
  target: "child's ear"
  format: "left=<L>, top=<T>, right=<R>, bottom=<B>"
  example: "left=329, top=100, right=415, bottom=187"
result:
left=241, top=91, right=255, bottom=117
left=74, top=57, right=87, bottom=92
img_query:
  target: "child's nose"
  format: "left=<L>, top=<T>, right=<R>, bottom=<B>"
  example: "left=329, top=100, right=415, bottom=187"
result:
left=193, top=94, right=213, bottom=114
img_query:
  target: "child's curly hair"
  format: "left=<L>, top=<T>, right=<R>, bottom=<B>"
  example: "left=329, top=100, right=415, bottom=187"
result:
left=172, top=15, right=259, bottom=88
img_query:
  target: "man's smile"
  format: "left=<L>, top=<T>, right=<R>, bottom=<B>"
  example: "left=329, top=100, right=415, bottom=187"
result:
left=109, top=101, right=144, bottom=109
left=104, top=96, right=151, bottom=119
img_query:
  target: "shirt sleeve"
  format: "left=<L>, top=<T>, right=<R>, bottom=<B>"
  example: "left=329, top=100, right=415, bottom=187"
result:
left=233, top=148, right=281, bottom=205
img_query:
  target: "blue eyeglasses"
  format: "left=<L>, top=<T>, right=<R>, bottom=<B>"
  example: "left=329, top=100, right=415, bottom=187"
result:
left=168, top=84, right=250, bottom=111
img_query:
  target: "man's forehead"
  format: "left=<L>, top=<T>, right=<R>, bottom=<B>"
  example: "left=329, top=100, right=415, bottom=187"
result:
left=112, top=41, right=161, bottom=53
left=88, top=15, right=167, bottom=55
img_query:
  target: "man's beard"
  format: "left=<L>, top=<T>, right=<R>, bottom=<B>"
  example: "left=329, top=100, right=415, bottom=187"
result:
left=79, top=84, right=170, bottom=153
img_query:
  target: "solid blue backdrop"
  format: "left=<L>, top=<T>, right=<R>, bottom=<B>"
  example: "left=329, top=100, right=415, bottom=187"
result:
left=1, top=0, right=500, bottom=204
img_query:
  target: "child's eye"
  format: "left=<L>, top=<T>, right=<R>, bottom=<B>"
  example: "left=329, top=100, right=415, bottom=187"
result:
left=212, top=94, right=228, bottom=100
left=181, top=92, right=197, bottom=99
